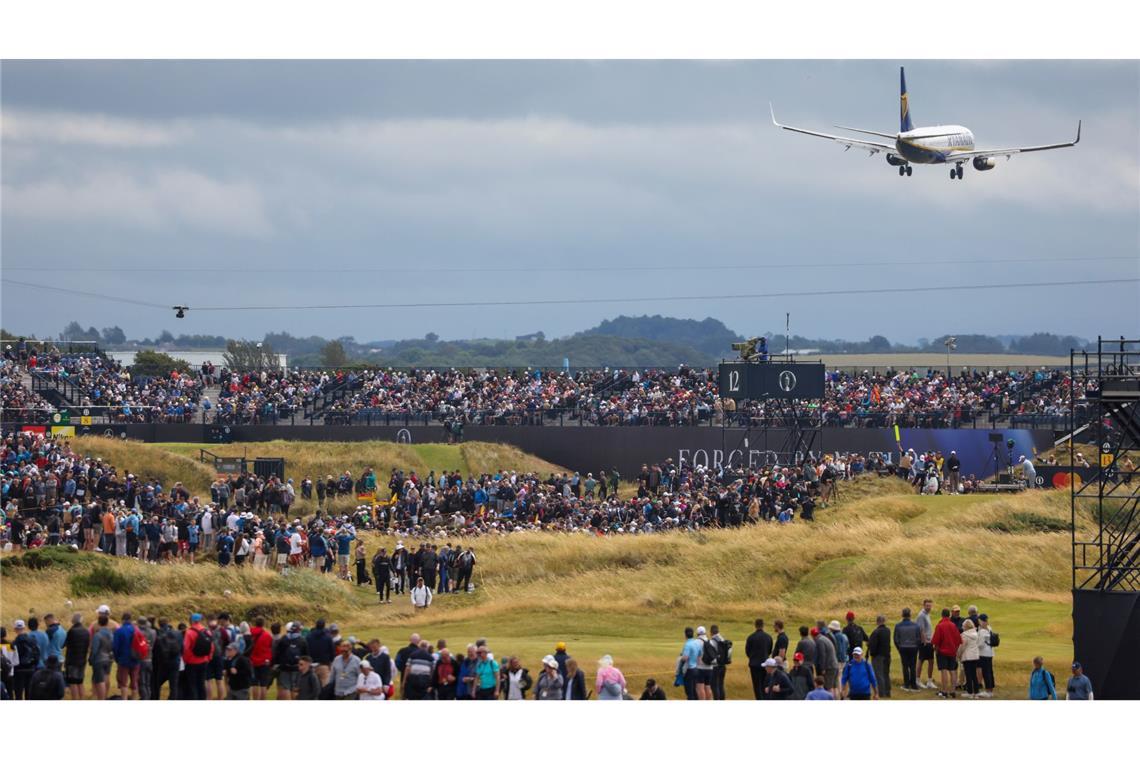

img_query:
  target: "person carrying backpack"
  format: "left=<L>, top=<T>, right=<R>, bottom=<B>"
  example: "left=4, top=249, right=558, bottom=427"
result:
left=27, top=655, right=65, bottom=700
left=695, top=626, right=716, bottom=700
left=181, top=613, right=213, bottom=701
left=151, top=618, right=182, bottom=700
left=111, top=611, right=144, bottom=700
left=1028, top=656, right=1057, bottom=700
left=840, top=647, right=878, bottom=700
left=11, top=620, right=39, bottom=700
left=272, top=621, right=308, bottom=700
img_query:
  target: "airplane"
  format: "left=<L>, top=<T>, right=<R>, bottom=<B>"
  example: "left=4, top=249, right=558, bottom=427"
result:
left=771, top=67, right=1081, bottom=179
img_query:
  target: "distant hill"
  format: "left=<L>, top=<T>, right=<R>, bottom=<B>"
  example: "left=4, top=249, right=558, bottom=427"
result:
left=581, top=315, right=742, bottom=361
left=294, top=333, right=710, bottom=369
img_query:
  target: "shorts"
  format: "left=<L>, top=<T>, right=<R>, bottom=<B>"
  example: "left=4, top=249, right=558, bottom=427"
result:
left=117, top=663, right=140, bottom=690
left=276, top=669, right=299, bottom=691
left=288, top=553, right=303, bottom=566
left=91, top=661, right=111, bottom=684
left=207, top=658, right=224, bottom=680
left=919, top=643, right=935, bottom=661
left=254, top=664, right=274, bottom=687
left=937, top=653, right=958, bottom=671
left=188, top=542, right=198, bottom=554
left=277, top=553, right=288, bottom=565
left=66, top=664, right=86, bottom=685
left=338, top=554, right=350, bottom=566
left=695, top=668, right=713, bottom=685
left=823, top=669, right=838, bottom=690
left=178, top=540, right=189, bottom=553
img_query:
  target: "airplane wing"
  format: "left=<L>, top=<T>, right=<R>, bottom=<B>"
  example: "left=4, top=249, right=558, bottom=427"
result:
left=770, top=104, right=894, bottom=155
left=953, top=121, right=1082, bottom=161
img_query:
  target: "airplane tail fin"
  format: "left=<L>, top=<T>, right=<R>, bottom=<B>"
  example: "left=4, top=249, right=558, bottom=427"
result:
left=899, top=66, right=914, bottom=132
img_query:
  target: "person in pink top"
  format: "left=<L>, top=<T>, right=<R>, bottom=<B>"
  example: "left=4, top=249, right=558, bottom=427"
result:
left=596, top=655, right=627, bottom=700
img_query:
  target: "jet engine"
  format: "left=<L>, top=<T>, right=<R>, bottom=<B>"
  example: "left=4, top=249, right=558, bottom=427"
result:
left=973, top=156, right=998, bottom=171
left=886, top=153, right=907, bottom=167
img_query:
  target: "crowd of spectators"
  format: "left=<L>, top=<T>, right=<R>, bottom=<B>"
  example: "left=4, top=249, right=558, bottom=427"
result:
left=2, top=342, right=1086, bottom=429
left=15, top=353, right=203, bottom=423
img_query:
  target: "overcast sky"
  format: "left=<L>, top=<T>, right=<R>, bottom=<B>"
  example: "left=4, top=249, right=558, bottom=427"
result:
left=2, top=60, right=1137, bottom=344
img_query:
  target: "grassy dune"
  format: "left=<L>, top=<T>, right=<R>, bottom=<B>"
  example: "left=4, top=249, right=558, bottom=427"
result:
left=151, top=440, right=571, bottom=485
left=1, top=476, right=1080, bottom=700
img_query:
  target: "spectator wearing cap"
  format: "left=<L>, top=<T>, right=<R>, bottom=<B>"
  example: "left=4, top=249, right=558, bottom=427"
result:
left=531, top=654, right=563, bottom=700
left=693, top=625, right=714, bottom=700
left=639, top=678, right=666, bottom=700
left=828, top=620, right=850, bottom=668
left=356, top=659, right=385, bottom=700
left=181, top=612, right=213, bottom=701
left=224, top=642, right=253, bottom=700
left=841, top=647, right=878, bottom=700
left=11, top=619, right=36, bottom=700
left=763, top=658, right=793, bottom=700
left=553, top=641, right=570, bottom=680
left=866, top=614, right=892, bottom=698
left=789, top=652, right=814, bottom=700
left=1066, top=662, right=1093, bottom=700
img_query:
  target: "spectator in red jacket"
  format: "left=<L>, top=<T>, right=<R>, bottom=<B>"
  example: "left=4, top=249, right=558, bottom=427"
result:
left=181, top=613, right=214, bottom=701
left=931, top=608, right=963, bottom=698
left=247, top=617, right=274, bottom=700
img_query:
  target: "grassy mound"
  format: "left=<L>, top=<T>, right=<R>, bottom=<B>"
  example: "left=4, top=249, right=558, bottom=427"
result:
left=149, top=440, right=571, bottom=487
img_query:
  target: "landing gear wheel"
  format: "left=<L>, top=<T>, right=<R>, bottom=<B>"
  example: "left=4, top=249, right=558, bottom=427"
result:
left=899, top=166, right=905, bottom=176
left=950, top=169, right=956, bottom=180
left=906, top=166, right=913, bottom=177
left=956, top=165, right=964, bottom=179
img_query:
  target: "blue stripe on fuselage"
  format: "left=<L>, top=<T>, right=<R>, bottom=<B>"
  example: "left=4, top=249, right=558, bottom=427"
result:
left=895, top=140, right=950, bottom=164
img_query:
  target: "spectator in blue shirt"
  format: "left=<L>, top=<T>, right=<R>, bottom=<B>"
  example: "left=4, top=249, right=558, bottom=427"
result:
left=680, top=627, right=703, bottom=701
left=840, top=647, right=878, bottom=700
left=111, top=612, right=141, bottom=700
left=1028, top=656, right=1057, bottom=700
left=1066, top=662, right=1093, bottom=700
left=42, top=614, right=67, bottom=662
left=806, top=675, right=835, bottom=700
left=27, top=617, right=49, bottom=669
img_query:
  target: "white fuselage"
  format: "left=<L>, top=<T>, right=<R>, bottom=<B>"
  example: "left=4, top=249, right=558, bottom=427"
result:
left=895, top=125, right=975, bottom=164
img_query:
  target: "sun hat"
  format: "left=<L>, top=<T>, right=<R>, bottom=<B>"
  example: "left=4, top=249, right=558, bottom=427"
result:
left=828, top=620, right=841, bottom=632
left=762, top=658, right=777, bottom=667
left=360, top=660, right=373, bottom=670
left=542, top=654, right=558, bottom=669
left=13, top=619, right=26, bottom=630
left=696, top=626, right=707, bottom=636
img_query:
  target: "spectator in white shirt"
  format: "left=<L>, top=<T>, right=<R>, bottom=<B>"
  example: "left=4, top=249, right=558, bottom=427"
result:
left=356, top=660, right=386, bottom=700
left=410, top=577, right=433, bottom=610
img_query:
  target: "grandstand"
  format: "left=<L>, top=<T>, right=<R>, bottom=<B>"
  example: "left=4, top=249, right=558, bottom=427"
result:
left=2, top=341, right=1090, bottom=431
